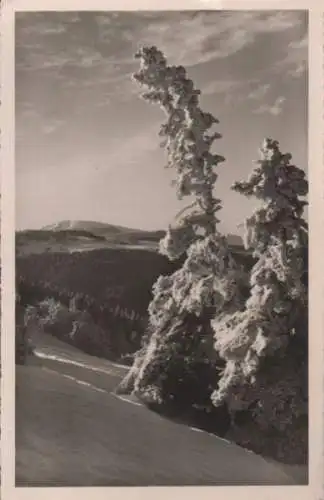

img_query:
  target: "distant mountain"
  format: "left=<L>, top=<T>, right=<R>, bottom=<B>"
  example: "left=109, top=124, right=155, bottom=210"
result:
left=16, top=221, right=164, bottom=256
left=42, top=220, right=165, bottom=240
left=42, top=220, right=155, bottom=234
left=16, top=220, right=244, bottom=256
left=43, top=220, right=127, bottom=232
left=42, top=220, right=243, bottom=245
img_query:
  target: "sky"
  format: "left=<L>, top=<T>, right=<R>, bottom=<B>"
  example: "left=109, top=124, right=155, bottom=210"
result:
left=16, top=10, right=308, bottom=234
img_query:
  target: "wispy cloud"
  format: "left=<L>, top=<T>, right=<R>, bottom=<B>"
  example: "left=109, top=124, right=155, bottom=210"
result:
left=288, top=63, right=307, bottom=78
left=15, top=12, right=307, bottom=122
left=63, top=13, right=81, bottom=24
left=18, top=107, right=65, bottom=136
left=86, top=10, right=306, bottom=104
left=72, top=47, right=105, bottom=68
left=16, top=10, right=306, bottom=105
left=20, top=107, right=40, bottom=119
left=275, top=34, right=308, bottom=78
left=101, top=11, right=303, bottom=66
left=254, top=96, right=286, bottom=116
left=247, top=83, right=271, bottom=100
left=16, top=45, right=106, bottom=72
left=289, top=35, right=308, bottom=50
left=15, top=11, right=307, bottom=233
left=95, top=13, right=119, bottom=27
left=43, top=121, right=64, bottom=135
left=201, top=79, right=247, bottom=96
left=20, top=22, right=66, bottom=36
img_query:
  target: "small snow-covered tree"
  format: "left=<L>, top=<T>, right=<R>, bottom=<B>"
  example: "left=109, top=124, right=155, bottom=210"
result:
left=211, top=139, right=308, bottom=440
left=117, top=47, right=245, bottom=406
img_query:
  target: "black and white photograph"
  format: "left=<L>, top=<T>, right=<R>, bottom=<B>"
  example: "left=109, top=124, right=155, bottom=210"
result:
left=11, top=6, right=312, bottom=488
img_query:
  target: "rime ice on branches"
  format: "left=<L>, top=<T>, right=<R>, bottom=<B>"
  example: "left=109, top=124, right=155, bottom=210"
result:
left=211, top=139, right=308, bottom=428
left=117, top=46, right=244, bottom=400
left=133, top=46, right=225, bottom=258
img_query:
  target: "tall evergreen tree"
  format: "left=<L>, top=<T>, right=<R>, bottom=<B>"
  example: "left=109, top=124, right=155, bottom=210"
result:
left=211, top=139, right=308, bottom=435
left=117, top=47, right=245, bottom=406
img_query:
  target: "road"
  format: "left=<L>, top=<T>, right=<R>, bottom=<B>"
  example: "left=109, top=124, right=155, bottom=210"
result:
left=16, top=332, right=302, bottom=486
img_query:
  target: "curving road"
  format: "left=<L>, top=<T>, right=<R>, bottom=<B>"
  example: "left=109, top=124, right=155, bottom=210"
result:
left=16, top=332, right=302, bottom=487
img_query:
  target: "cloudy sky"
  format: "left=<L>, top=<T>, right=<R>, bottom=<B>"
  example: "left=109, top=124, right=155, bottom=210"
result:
left=16, top=10, right=308, bottom=234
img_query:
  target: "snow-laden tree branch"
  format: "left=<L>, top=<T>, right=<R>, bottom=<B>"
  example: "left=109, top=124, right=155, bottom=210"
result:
left=117, top=46, right=244, bottom=400
left=133, top=46, right=225, bottom=259
left=211, top=139, right=308, bottom=427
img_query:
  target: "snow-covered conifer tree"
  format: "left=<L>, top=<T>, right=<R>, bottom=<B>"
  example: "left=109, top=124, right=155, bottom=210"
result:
left=211, top=139, right=308, bottom=435
left=132, top=46, right=226, bottom=258
left=117, top=47, right=245, bottom=403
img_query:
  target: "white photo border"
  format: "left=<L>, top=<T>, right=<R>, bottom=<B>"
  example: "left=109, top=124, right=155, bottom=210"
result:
left=1, top=1, right=323, bottom=499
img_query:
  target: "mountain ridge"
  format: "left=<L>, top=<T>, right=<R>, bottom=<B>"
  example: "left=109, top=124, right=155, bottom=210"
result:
left=42, top=220, right=149, bottom=234
left=40, top=220, right=244, bottom=247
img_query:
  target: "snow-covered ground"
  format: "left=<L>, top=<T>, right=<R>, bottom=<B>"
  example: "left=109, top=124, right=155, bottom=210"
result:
left=17, top=330, right=308, bottom=486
